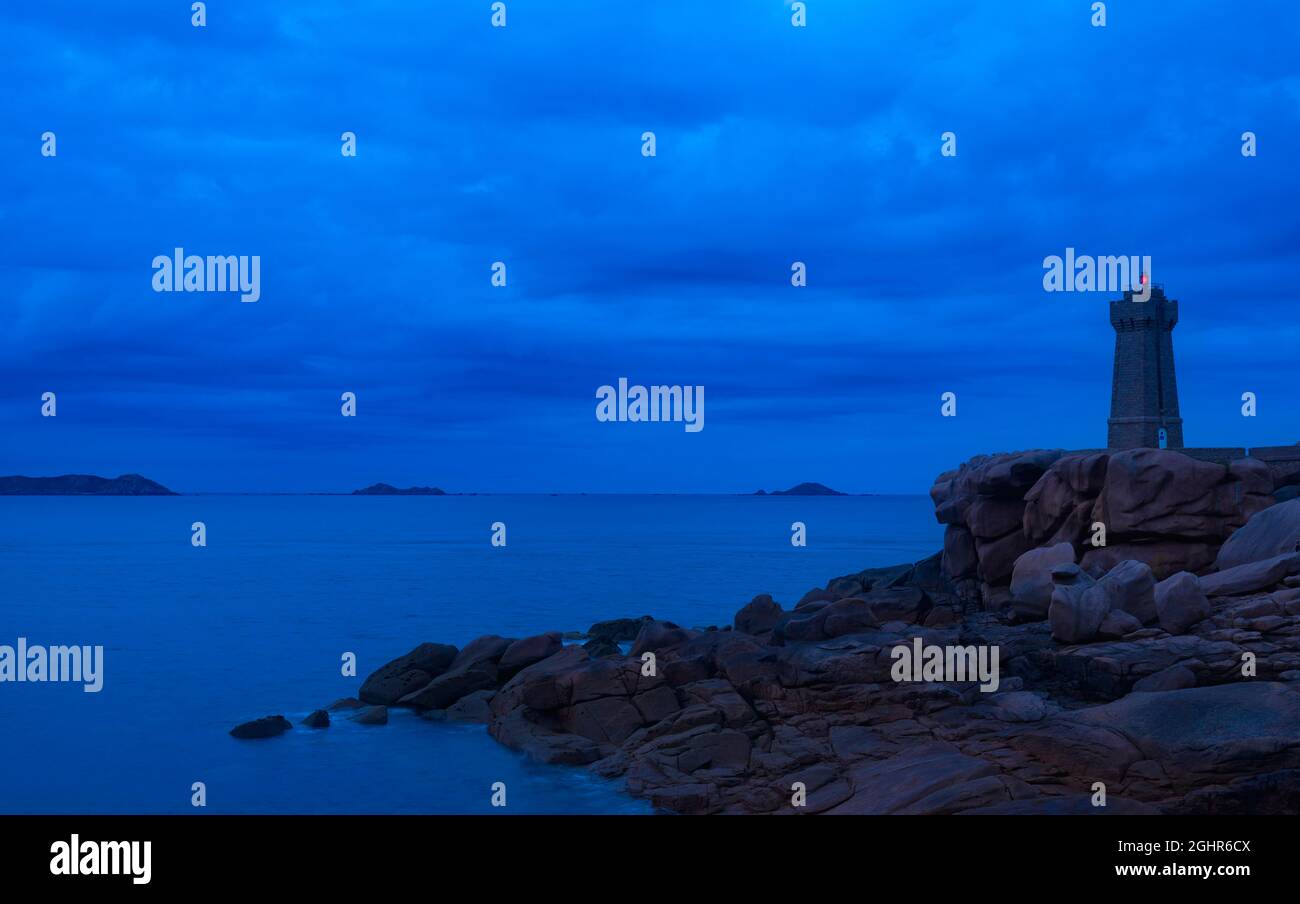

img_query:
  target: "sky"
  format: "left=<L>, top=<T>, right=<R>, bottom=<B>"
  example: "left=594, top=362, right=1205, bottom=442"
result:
left=2, top=0, right=1298, bottom=494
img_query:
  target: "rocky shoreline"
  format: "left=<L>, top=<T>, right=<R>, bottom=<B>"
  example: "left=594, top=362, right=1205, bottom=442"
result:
left=234, top=447, right=1300, bottom=815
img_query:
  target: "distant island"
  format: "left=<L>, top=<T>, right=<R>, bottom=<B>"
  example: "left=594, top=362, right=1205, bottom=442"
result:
left=0, top=474, right=176, bottom=495
left=352, top=483, right=446, bottom=496
left=753, top=482, right=846, bottom=496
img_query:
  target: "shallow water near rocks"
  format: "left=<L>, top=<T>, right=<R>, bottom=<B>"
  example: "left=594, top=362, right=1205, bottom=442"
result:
left=0, top=494, right=940, bottom=813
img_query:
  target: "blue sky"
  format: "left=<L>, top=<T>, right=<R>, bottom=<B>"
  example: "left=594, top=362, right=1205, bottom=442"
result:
left=2, top=0, right=1298, bottom=493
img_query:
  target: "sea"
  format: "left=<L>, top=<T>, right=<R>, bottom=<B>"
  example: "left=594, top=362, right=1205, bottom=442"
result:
left=0, top=494, right=941, bottom=814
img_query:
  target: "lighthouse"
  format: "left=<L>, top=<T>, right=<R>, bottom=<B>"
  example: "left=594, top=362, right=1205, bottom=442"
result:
left=1107, top=285, right=1184, bottom=449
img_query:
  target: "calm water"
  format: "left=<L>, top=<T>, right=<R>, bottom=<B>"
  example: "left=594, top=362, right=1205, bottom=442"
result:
left=0, top=495, right=940, bottom=814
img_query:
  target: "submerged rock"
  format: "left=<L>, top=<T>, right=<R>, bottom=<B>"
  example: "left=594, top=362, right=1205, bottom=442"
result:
left=445, top=690, right=496, bottom=723
left=230, top=715, right=292, bottom=739
left=352, top=705, right=389, bottom=726
left=301, top=710, right=330, bottom=729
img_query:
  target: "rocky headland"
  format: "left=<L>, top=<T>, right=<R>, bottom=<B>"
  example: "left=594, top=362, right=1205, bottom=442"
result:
left=237, top=447, right=1300, bottom=815
left=0, top=474, right=176, bottom=495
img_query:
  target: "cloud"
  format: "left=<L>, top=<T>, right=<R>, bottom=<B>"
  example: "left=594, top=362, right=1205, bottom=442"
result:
left=1, top=0, right=1297, bottom=492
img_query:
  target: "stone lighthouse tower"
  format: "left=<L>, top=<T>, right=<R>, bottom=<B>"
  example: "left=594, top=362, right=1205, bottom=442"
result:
left=1107, top=285, right=1184, bottom=449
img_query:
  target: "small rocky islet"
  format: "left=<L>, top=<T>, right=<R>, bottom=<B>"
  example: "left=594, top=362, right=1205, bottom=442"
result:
left=233, top=446, right=1300, bottom=815
left=752, top=482, right=846, bottom=496
left=351, top=483, right=446, bottom=495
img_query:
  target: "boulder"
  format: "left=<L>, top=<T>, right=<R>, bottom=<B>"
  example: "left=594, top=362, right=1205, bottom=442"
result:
left=966, top=497, right=1027, bottom=540
left=781, top=597, right=877, bottom=643
left=942, top=525, right=978, bottom=579
left=734, top=594, right=784, bottom=635
left=983, top=584, right=1015, bottom=613
left=451, top=635, right=514, bottom=671
left=1038, top=633, right=1240, bottom=701
left=587, top=617, right=653, bottom=643
left=975, top=530, right=1034, bottom=586
left=1217, top=499, right=1300, bottom=570
left=398, top=661, right=499, bottom=709
left=1089, top=559, right=1157, bottom=625
left=815, top=562, right=917, bottom=600
left=1080, top=541, right=1219, bottom=582
left=1022, top=452, right=1110, bottom=544
left=489, top=708, right=607, bottom=765
left=498, top=633, right=563, bottom=678
left=930, top=468, right=970, bottom=526
left=862, top=587, right=925, bottom=623
left=1050, top=559, right=1155, bottom=643
left=229, top=715, right=292, bottom=739
left=358, top=642, right=458, bottom=705
left=825, top=574, right=866, bottom=599
left=680, top=679, right=757, bottom=728
left=630, top=620, right=693, bottom=657
left=796, top=586, right=836, bottom=608
left=1018, top=683, right=1300, bottom=789
left=1154, top=572, right=1211, bottom=635
left=1097, top=609, right=1142, bottom=638
left=490, top=645, right=589, bottom=717
left=1199, top=553, right=1300, bottom=597
left=583, top=637, right=623, bottom=657
left=972, top=450, right=1065, bottom=498
left=1010, top=543, right=1075, bottom=616
left=562, top=657, right=666, bottom=708
left=885, top=552, right=952, bottom=597
left=1096, top=449, right=1272, bottom=542
left=1048, top=565, right=1108, bottom=644
left=929, top=451, right=1063, bottom=533
left=561, top=696, right=649, bottom=745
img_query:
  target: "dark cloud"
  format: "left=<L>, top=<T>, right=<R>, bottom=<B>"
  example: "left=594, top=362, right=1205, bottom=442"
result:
left=1, top=0, right=1297, bottom=492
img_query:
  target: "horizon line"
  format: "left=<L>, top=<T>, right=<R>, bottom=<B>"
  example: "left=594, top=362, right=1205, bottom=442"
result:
left=1, top=490, right=928, bottom=498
